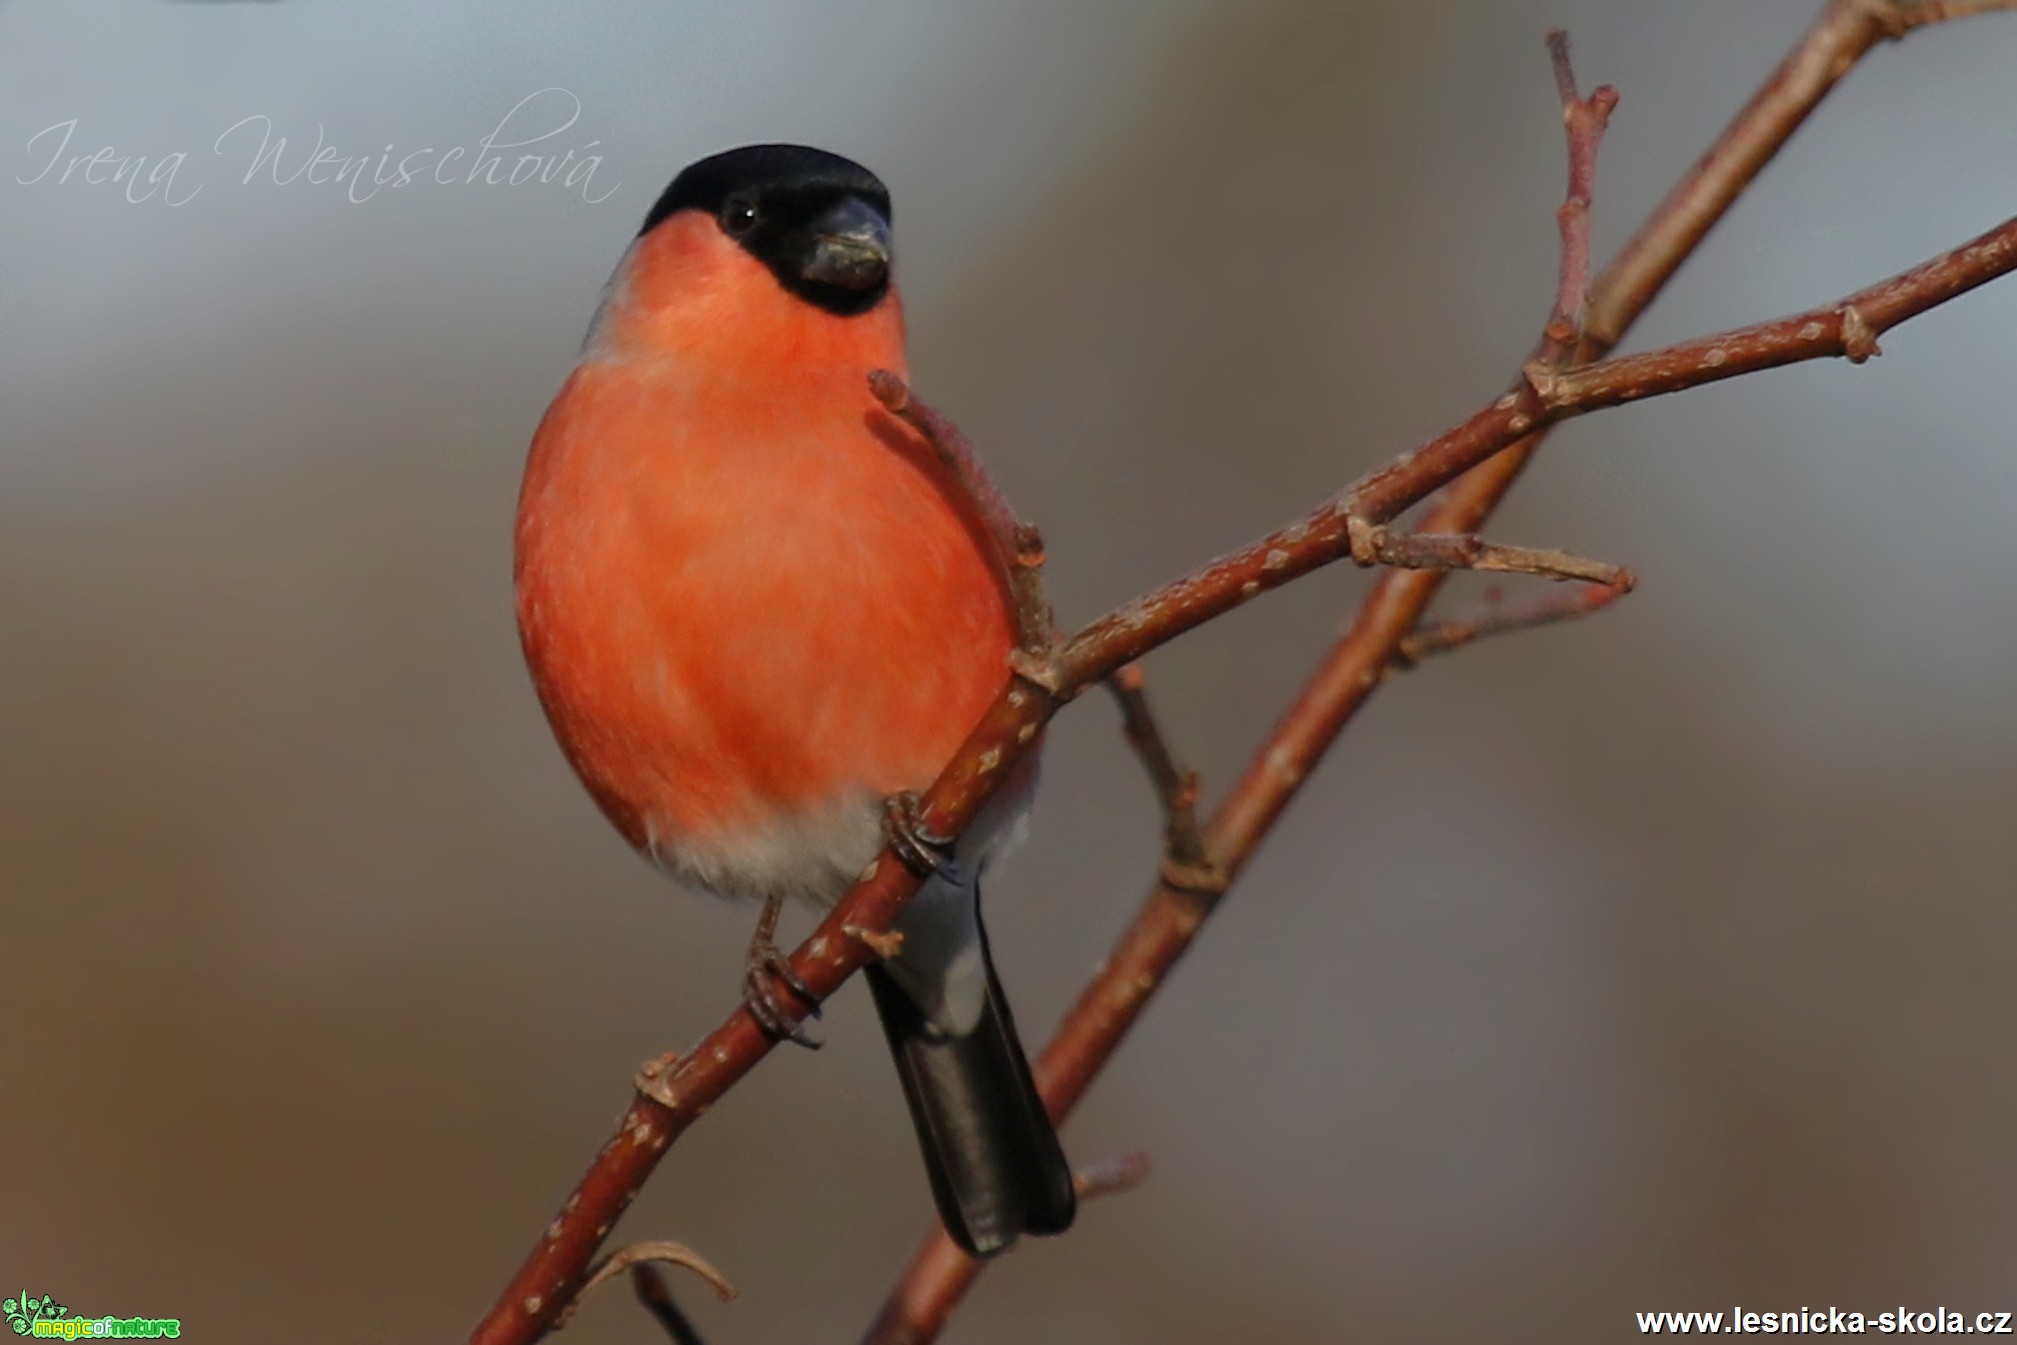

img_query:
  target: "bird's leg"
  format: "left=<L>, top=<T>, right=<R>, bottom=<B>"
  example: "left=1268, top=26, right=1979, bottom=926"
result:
left=743, top=894, right=822, bottom=1050
left=881, top=791, right=955, bottom=879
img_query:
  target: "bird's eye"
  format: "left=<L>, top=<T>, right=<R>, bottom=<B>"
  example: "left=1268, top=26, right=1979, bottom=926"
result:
left=720, top=196, right=759, bottom=237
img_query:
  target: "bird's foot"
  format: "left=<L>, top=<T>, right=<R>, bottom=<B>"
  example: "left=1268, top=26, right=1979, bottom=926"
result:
left=743, top=896, right=822, bottom=1049
left=882, top=790, right=956, bottom=879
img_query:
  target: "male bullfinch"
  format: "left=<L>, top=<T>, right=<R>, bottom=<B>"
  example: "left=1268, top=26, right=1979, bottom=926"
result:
left=513, top=144, right=1075, bottom=1258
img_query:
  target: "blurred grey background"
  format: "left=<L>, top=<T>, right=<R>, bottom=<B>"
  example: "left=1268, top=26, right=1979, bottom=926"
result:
left=5, top=2, right=2016, bottom=1341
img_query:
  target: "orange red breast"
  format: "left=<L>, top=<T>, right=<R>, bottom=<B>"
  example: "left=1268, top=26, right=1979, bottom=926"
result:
left=514, top=215, right=1014, bottom=896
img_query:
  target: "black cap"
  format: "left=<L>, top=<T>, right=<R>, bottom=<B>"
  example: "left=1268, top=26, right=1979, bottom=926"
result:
left=637, top=144, right=894, bottom=317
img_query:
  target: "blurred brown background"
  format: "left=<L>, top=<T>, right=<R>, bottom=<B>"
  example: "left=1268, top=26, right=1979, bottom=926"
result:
left=5, top=2, right=2016, bottom=1341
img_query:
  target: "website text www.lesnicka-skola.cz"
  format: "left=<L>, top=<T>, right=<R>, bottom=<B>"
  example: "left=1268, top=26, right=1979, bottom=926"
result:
left=1637, top=1307, right=2014, bottom=1335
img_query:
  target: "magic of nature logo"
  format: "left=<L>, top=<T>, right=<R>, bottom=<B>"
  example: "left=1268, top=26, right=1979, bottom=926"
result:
left=5, top=1290, right=180, bottom=1339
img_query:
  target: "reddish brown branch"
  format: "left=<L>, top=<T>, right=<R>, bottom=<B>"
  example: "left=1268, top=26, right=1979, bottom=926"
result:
left=853, top=4, right=2006, bottom=1339
left=490, top=211, right=2017, bottom=1344
left=1577, top=0, right=1993, bottom=352
left=470, top=682, right=1056, bottom=1345
left=1344, top=34, right=1617, bottom=584
left=1892, top=0, right=2017, bottom=31
left=856, top=1158, right=1149, bottom=1345
left=1052, top=205, right=2017, bottom=690
left=471, top=7, right=2017, bottom=1344
left=1542, top=31, right=1619, bottom=362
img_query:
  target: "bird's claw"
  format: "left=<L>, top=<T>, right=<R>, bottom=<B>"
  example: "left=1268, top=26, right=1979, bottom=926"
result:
left=882, top=791, right=956, bottom=879
left=743, top=933, right=822, bottom=1050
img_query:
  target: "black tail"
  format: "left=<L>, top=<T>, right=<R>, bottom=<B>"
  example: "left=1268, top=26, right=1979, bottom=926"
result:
left=865, top=940, right=1076, bottom=1258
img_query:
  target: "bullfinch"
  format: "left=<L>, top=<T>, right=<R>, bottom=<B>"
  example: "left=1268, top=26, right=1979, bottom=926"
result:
left=513, top=144, right=1075, bottom=1258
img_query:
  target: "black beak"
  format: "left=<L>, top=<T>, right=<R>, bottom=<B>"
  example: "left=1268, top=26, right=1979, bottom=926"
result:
left=801, top=196, right=892, bottom=291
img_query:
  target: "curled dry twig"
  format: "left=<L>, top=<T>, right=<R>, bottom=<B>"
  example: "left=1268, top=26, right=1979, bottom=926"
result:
left=550, top=1241, right=734, bottom=1333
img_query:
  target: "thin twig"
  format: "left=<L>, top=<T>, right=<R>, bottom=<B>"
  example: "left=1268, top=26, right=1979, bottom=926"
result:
left=1348, top=38, right=1619, bottom=584
left=1891, top=0, right=2017, bottom=30
left=1540, top=30, right=1620, bottom=363
left=1394, top=582, right=1627, bottom=667
left=1347, top=520, right=1633, bottom=588
left=1106, top=665, right=1217, bottom=890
